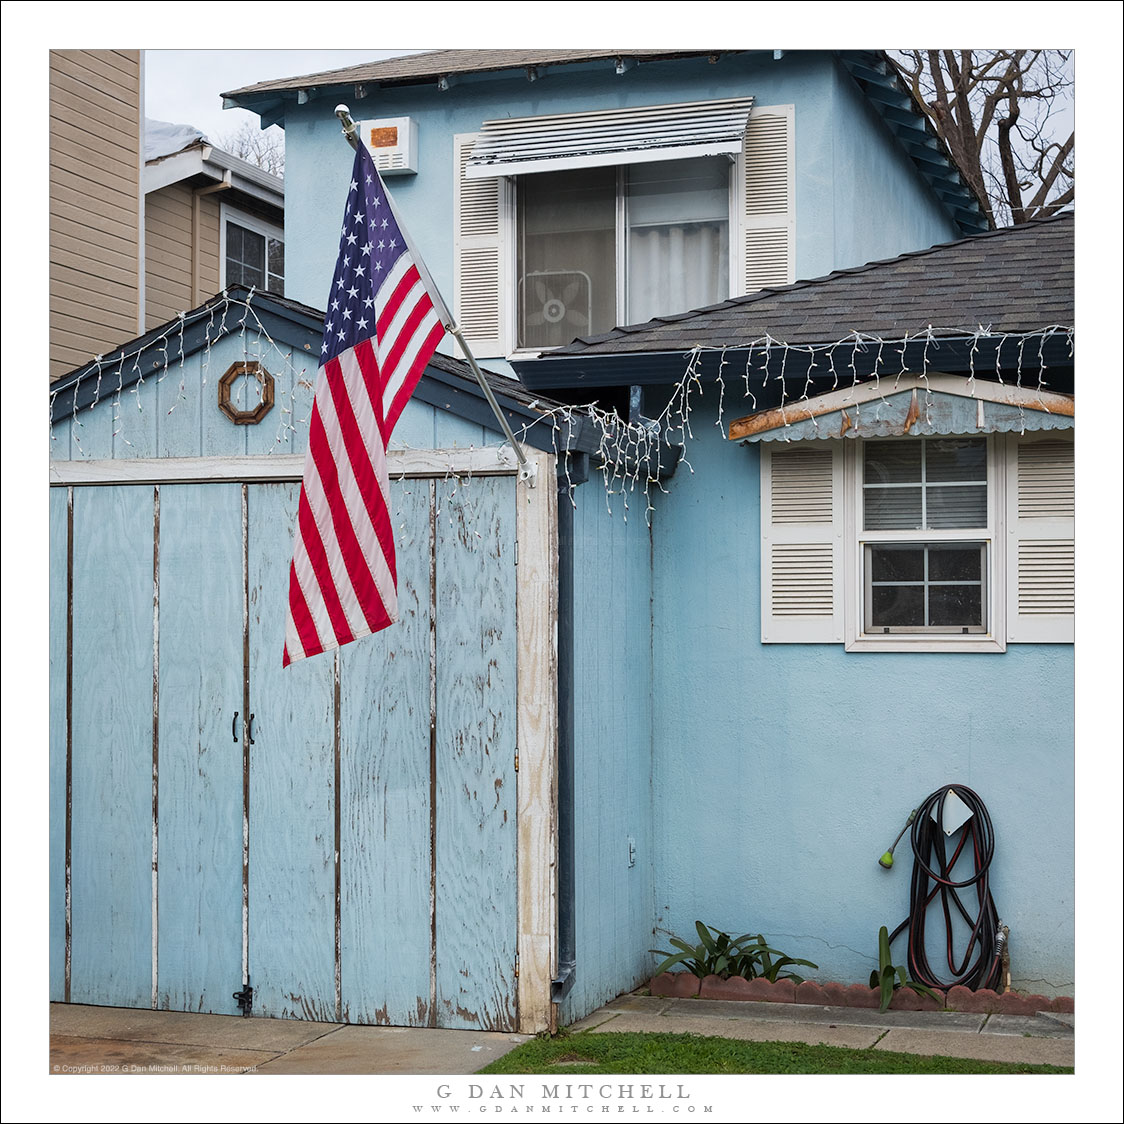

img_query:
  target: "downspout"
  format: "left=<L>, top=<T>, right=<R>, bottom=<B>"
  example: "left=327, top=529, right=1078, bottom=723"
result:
left=191, top=161, right=232, bottom=305
left=551, top=452, right=587, bottom=1006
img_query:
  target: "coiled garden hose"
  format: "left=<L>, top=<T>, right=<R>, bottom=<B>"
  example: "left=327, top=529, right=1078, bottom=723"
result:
left=886, top=784, right=1005, bottom=992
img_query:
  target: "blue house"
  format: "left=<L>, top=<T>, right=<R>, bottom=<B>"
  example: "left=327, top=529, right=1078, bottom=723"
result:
left=50, top=49, right=1073, bottom=1034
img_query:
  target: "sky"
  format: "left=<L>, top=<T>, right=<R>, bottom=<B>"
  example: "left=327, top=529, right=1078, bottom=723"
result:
left=145, top=49, right=425, bottom=142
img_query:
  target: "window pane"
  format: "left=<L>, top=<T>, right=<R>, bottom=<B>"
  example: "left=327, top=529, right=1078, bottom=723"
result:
left=929, top=585, right=983, bottom=627
left=865, top=442, right=921, bottom=484
left=518, top=168, right=615, bottom=349
left=226, top=223, right=265, bottom=290
left=870, top=545, right=924, bottom=582
left=267, top=238, right=285, bottom=295
left=928, top=544, right=983, bottom=582
left=626, top=157, right=729, bottom=323
left=926, top=485, right=987, bottom=528
left=865, top=487, right=922, bottom=530
left=871, top=585, right=924, bottom=628
left=926, top=438, right=986, bottom=482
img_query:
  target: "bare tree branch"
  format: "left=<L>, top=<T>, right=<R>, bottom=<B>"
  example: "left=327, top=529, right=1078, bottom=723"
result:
left=889, top=49, right=1073, bottom=226
left=215, top=121, right=285, bottom=178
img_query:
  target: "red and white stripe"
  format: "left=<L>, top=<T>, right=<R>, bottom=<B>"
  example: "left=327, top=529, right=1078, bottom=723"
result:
left=283, top=258, right=445, bottom=666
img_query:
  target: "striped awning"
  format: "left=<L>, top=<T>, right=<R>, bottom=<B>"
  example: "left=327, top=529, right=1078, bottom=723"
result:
left=464, top=97, right=754, bottom=179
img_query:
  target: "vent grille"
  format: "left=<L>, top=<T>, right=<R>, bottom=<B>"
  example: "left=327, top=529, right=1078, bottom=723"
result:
left=771, top=448, right=834, bottom=523
left=772, top=544, right=835, bottom=615
left=1017, top=540, right=1075, bottom=614
left=1018, top=440, right=1075, bottom=518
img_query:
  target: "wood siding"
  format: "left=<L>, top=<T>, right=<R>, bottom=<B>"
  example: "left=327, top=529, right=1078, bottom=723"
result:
left=50, top=50, right=142, bottom=382
left=145, top=184, right=221, bottom=330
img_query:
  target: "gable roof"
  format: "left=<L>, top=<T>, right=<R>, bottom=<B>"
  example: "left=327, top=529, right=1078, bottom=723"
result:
left=48, top=288, right=583, bottom=456
left=222, top=50, right=725, bottom=99
left=515, top=212, right=1073, bottom=391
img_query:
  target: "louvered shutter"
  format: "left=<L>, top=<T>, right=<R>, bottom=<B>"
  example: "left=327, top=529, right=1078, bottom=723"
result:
left=761, top=441, right=843, bottom=642
left=737, top=105, right=795, bottom=294
left=1006, top=435, right=1075, bottom=643
left=453, top=133, right=508, bottom=356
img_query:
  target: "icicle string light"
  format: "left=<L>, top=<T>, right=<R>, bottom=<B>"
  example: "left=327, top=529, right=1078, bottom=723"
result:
left=50, top=292, right=1071, bottom=524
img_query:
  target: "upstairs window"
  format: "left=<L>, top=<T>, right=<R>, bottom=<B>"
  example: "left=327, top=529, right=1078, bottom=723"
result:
left=453, top=102, right=794, bottom=357
left=222, top=209, right=284, bottom=296
left=516, top=158, right=730, bottom=349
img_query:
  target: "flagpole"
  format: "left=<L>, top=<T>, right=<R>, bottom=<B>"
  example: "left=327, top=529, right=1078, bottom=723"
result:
left=335, top=106, right=537, bottom=485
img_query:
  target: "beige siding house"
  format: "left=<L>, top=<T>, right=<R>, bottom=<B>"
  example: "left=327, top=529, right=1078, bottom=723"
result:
left=49, top=50, right=144, bottom=382
left=49, top=50, right=284, bottom=382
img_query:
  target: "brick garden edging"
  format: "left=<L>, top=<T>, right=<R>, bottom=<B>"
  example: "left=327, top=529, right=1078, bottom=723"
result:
left=648, top=973, right=1074, bottom=1015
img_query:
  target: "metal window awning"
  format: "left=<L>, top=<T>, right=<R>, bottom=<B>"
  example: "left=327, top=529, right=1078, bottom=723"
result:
left=464, top=97, right=755, bottom=179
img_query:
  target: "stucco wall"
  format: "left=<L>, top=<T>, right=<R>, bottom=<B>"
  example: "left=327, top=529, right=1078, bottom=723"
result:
left=280, top=52, right=964, bottom=323
left=648, top=388, right=1074, bottom=995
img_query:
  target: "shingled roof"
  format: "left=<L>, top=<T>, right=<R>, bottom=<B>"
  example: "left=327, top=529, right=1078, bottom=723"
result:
left=556, top=212, right=1073, bottom=357
left=514, top=213, right=1073, bottom=393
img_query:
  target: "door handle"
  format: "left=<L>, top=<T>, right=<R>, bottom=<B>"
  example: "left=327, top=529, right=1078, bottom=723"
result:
left=248, top=714, right=256, bottom=745
left=232, top=711, right=239, bottom=742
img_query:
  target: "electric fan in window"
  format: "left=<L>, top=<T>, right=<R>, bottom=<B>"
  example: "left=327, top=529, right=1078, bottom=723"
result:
left=520, top=270, right=592, bottom=349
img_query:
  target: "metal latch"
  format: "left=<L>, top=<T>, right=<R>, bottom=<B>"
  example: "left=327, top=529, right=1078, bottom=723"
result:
left=233, top=982, right=253, bottom=1016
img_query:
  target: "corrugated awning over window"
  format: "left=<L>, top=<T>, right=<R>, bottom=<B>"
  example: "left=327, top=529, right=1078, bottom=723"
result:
left=464, top=97, right=755, bottom=179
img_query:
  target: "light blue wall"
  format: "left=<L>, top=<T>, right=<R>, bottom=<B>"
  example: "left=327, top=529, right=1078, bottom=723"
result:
left=560, top=479, right=655, bottom=1025
left=648, top=387, right=1074, bottom=996
left=828, top=64, right=960, bottom=270
left=49, top=329, right=490, bottom=460
left=280, top=53, right=964, bottom=322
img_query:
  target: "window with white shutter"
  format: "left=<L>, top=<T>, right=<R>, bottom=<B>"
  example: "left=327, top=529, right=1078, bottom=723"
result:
left=759, top=431, right=1074, bottom=650
left=455, top=104, right=794, bottom=356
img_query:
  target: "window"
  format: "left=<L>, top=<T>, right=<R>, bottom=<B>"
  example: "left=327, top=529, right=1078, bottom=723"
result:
left=860, top=438, right=990, bottom=635
left=760, top=432, right=1074, bottom=651
left=221, top=208, right=284, bottom=296
left=516, top=158, right=731, bottom=349
left=453, top=104, right=794, bottom=357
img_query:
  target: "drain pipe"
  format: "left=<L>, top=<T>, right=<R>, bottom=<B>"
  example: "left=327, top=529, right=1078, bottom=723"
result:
left=551, top=452, right=587, bottom=1005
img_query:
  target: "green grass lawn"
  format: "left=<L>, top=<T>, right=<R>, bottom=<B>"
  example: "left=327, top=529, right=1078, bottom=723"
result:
left=478, top=1030, right=1072, bottom=1076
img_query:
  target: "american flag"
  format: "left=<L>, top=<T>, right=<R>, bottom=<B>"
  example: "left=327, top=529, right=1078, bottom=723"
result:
left=284, top=143, right=447, bottom=666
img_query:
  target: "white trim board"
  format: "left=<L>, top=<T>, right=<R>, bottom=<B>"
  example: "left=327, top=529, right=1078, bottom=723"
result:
left=50, top=447, right=525, bottom=486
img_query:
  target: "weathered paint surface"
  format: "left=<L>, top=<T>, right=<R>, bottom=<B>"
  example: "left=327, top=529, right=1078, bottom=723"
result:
left=558, top=484, right=656, bottom=1026
left=70, top=485, right=154, bottom=1007
left=247, top=482, right=338, bottom=1022
left=435, top=476, right=518, bottom=1031
left=156, top=484, right=244, bottom=1013
left=49, top=487, right=69, bottom=1001
left=339, top=481, right=435, bottom=1025
left=649, top=386, right=1074, bottom=994
left=283, top=53, right=960, bottom=336
left=49, top=330, right=318, bottom=462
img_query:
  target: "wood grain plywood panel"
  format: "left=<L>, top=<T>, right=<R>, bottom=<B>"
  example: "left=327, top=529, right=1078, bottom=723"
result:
left=434, top=475, right=518, bottom=1031
left=69, top=485, right=154, bottom=1007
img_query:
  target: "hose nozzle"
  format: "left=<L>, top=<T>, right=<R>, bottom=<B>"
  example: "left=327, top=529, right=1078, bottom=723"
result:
left=878, top=808, right=917, bottom=870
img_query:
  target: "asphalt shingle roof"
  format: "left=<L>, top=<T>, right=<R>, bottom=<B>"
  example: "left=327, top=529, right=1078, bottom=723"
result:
left=547, top=212, right=1074, bottom=357
left=223, top=50, right=717, bottom=99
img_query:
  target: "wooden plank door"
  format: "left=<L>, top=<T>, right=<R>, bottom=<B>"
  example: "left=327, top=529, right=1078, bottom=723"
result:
left=69, top=485, right=155, bottom=1008
left=434, top=476, right=518, bottom=1030
left=155, top=483, right=245, bottom=1013
left=246, top=482, right=338, bottom=1021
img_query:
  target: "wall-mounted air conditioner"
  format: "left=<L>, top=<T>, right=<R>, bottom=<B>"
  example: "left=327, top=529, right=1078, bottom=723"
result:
left=358, top=116, right=419, bottom=175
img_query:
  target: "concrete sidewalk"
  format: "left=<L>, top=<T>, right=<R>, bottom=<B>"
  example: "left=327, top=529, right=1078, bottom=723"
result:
left=49, top=992, right=1074, bottom=1075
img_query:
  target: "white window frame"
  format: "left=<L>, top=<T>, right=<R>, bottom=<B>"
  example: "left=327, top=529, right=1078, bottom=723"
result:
left=508, top=160, right=738, bottom=357
left=219, top=203, right=285, bottom=294
left=842, top=436, right=1008, bottom=653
